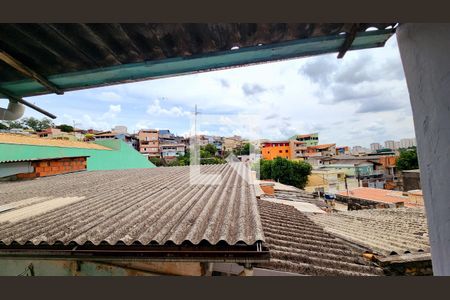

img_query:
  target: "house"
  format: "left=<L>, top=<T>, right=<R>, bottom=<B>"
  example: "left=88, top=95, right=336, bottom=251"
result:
left=138, top=129, right=159, bottom=157
left=223, top=136, right=243, bottom=153
left=305, top=169, right=359, bottom=194
left=289, top=133, right=319, bottom=146
left=0, top=133, right=154, bottom=175
left=335, top=146, right=350, bottom=155
left=261, top=141, right=290, bottom=160
left=319, top=163, right=374, bottom=177
left=289, top=140, right=308, bottom=160
left=307, top=143, right=336, bottom=157
left=94, top=131, right=140, bottom=151
left=160, top=143, right=186, bottom=160
left=37, top=127, right=62, bottom=138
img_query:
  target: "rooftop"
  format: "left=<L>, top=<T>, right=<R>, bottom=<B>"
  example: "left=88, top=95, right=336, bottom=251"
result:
left=256, top=200, right=383, bottom=276
left=308, top=143, right=336, bottom=150
left=309, top=208, right=430, bottom=257
left=337, top=187, right=423, bottom=208
left=0, top=164, right=266, bottom=261
left=261, top=141, right=290, bottom=145
left=0, top=133, right=109, bottom=150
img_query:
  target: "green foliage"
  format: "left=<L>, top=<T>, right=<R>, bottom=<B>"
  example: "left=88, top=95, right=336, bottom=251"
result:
left=0, top=117, right=55, bottom=131
left=56, top=124, right=74, bottom=132
left=201, top=157, right=226, bottom=165
left=397, top=148, right=419, bottom=171
left=149, top=157, right=163, bottom=167
left=166, top=148, right=226, bottom=166
left=23, top=117, right=55, bottom=131
left=259, top=157, right=312, bottom=189
left=0, top=122, right=8, bottom=130
left=1, top=120, right=24, bottom=129
left=203, top=144, right=217, bottom=156
left=233, top=143, right=250, bottom=155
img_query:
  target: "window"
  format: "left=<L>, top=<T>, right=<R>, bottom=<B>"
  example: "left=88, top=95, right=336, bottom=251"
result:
left=285, top=150, right=288, bottom=153
left=279, top=150, right=282, bottom=153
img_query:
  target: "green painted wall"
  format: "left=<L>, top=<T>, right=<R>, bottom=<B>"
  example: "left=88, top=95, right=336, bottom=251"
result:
left=321, top=164, right=374, bottom=177
left=289, top=133, right=319, bottom=146
left=0, top=140, right=155, bottom=171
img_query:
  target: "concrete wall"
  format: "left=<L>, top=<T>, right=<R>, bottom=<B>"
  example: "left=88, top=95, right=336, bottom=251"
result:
left=402, top=170, right=421, bottom=191
left=397, top=23, right=450, bottom=275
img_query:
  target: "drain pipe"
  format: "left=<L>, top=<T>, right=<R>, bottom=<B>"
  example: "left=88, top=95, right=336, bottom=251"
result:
left=0, top=99, right=25, bottom=120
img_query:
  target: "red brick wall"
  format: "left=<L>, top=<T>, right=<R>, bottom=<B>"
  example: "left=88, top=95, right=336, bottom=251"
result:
left=16, top=157, right=87, bottom=179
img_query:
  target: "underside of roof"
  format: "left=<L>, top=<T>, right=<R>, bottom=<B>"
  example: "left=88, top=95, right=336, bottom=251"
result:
left=0, top=23, right=396, bottom=99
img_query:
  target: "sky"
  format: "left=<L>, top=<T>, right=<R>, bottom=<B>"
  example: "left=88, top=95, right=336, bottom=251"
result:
left=3, top=33, right=415, bottom=148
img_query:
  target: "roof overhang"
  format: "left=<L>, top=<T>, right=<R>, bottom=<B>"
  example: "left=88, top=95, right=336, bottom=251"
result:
left=0, top=26, right=395, bottom=100
left=0, top=243, right=270, bottom=263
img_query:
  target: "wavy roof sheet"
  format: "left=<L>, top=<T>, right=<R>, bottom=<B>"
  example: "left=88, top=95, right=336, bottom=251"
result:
left=309, top=208, right=430, bottom=256
left=256, top=199, right=383, bottom=276
left=0, top=164, right=264, bottom=247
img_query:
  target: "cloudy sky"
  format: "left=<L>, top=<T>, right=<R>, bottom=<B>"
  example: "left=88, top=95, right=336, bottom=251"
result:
left=8, top=33, right=415, bottom=148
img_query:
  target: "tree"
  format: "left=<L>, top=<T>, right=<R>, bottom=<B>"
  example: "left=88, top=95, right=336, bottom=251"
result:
left=0, top=122, right=8, bottom=130
left=260, top=157, right=312, bottom=189
left=203, top=144, right=217, bottom=156
left=149, top=157, right=163, bottom=167
left=2, top=120, right=24, bottom=129
left=21, top=117, right=54, bottom=131
left=56, top=124, right=74, bottom=132
left=397, top=148, right=419, bottom=171
left=233, top=143, right=250, bottom=155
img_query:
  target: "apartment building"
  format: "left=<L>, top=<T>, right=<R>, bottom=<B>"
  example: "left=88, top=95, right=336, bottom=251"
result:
left=261, top=141, right=290, bottom=160
left=138, top=129, right=159, bottom=157
left=289, top=140, right=308, bottom=160
left=335, top=146, right=350, bottom=155
left=399, top=138, right=417, bottom=149
left=223, top=135, right=243, bottom=153
left=306, top=143, right=336, bottom=157
left=160, top=143, right=186, bottom=160
left=289, top=133, right=319, bottom=146
left=370, top=143, right=382, bottom=151
left=384, top=140, right=396, bottom=150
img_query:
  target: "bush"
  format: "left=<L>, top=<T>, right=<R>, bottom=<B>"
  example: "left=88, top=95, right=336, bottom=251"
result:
left=260, top=157, right=312, bottom=189
left=149, top=157, right=163, bottom=167
left=397, top=148, right=419, bottom=171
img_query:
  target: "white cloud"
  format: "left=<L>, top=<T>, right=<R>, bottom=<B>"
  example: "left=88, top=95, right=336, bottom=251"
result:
left=146, top=99, right=190, bottom=117
left=96, top=91, right=123, bottom=102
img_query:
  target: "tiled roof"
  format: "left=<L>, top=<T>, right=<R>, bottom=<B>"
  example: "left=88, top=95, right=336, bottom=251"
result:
left=309, top=208, right=430, bottom=256
left=0, top=164, right=264, bottom=247
left=256, top=200, right=383, bottom=276
left=309, top=143, right=336, bottom=150
left=337, top=187, right=422, bottom=208
left=0, top=133, right=110, bottom=150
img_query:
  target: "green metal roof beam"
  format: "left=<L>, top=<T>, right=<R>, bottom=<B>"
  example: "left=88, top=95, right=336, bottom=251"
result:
left=0, top=29, right=394, bottom=99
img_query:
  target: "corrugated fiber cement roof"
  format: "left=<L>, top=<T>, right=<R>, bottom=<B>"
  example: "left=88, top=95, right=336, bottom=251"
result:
left=0, top=164, right=264, bottom=248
